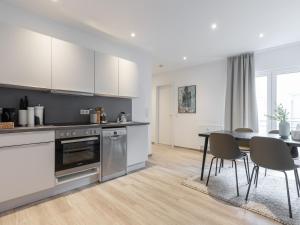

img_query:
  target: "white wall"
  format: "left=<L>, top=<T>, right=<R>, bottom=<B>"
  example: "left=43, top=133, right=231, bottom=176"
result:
left=0, top=2, right=153, bottom=152
left=255, top=42, right=300, bottom=73
left=153, top=60, right=227, bottom=149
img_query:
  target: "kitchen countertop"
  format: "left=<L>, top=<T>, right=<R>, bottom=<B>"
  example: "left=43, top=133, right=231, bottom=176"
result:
left=0, top=122, right=150, bottom=134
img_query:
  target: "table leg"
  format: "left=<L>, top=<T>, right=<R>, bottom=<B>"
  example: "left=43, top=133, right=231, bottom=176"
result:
left=200, top=136, right=209, bottom=180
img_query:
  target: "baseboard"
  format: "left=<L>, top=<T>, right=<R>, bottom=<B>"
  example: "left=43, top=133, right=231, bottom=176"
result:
left=0, top=174, right=98, bottom=214
left=127, top=162, right=146, bottom=173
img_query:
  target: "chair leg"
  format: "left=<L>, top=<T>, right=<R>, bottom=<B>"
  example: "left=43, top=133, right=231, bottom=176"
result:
left=283, top=171, right=293, bottom=218
left=243, top=157, right=249, bottom=183
left=246, top=155, right=250, bottom=180
left=265, top=168, right=267, bottom=177
left=218, top=158, right=222, bottom=173
left=255, top=166, right=260, bottom=188
left=294, top=169, right=300, bottom=197
left=215, top=158, right=219, bottom=176
left=233, top=160, right=239, bottom=196
left=295, top=169, right=300, bottom=190
left=206, top=157, right=216, bottom=186
left=246, top=166, right=258, bottom=201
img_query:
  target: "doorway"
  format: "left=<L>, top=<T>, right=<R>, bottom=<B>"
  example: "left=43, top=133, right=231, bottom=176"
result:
left=157, top=85, right=173, bottom=146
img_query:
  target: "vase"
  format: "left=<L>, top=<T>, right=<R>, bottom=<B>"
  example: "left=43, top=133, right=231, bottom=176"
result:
left=279, top=121, right=290, bottom=139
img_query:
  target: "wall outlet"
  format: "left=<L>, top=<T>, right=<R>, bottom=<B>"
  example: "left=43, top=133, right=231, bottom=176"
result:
left=80, top=109, right=90, bottom=115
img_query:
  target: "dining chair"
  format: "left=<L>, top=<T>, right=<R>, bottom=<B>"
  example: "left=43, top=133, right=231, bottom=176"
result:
left=206, top=133, right=250, bottom=196
left=234, top=128, right=253, bottom=151
left=269, top=129, right=299, bottom=158
left=246, top=136, right=300, bottom=218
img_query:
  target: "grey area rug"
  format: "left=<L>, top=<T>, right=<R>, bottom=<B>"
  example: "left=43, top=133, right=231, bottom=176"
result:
left=182, top=161, right=300, bottom=225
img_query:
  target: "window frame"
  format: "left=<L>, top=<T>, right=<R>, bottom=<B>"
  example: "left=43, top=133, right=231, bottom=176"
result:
left=256, top=66, right=300, bottom=132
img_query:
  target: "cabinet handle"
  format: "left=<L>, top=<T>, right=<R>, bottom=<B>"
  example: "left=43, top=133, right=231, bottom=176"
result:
left=0, top=141, right=54, bottom=150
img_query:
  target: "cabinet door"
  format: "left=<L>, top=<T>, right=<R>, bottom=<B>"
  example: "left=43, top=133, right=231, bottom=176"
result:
left=52, top=38, right=94, bottom=93
left=118, top=58, right=139, bottom=98
left=95, top=52, right=119, bottom=96
left=127, top=125, right=149, bottom=167
left=0, top=23, right=51, bottom=89
left=0, top=142, right=55, bottom=202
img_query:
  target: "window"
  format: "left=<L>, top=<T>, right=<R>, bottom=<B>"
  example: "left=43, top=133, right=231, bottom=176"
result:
left=255, top=76, right=268, bottom=133
left=255, top=70, right=300, bottom=132
left=277, top=72, right=300, bottom=130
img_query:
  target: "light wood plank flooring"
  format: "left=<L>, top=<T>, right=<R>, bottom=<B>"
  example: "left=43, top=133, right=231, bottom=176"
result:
left=0, top=144, right=279, bottom=225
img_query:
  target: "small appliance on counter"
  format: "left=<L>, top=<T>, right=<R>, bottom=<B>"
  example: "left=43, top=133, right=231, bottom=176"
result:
left=90, top=109, right=97, bottom=124
left=117, top=112, right=129, bottom=123
left=2, top=108, right=17, bottom=124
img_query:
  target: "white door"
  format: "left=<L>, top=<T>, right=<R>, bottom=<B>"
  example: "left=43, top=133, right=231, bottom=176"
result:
left=52, top=38, right=94, bottom=93
left=158, top=85, right=172, bottom=145
left=95, top=52, right=119, bottom=96
left=0, top=22, right=51, bottom=89
left=118, top=58, right=139, bottom=98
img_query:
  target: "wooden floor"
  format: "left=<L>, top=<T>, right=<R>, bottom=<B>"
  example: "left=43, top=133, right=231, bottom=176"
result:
left=0, top=144, right=279, bottom=225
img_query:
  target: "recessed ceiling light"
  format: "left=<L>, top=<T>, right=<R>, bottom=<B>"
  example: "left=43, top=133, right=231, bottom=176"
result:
left=51, top=0, right=59, bottom=2
left=259, top=33, right=264, bottom=38
left=183, top=56, right=187, bottom=61
left=130, top=33, right=136, bottom=37
left=211, top=23, right=217, bottom=30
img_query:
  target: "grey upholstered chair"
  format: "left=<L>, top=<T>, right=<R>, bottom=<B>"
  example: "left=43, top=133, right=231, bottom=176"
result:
left=269, top=129, right=299, bottom=158
left=246, top=137, right=300, bottom=218
left=234, top=128, right=253, bottom=151
left=206, top=133, right=250, bottom=196
left=235, top=128, right=254, bottom=133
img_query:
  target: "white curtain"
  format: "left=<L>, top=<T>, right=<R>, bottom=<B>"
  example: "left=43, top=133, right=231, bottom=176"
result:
left=224, top=52, right=258, bottom=131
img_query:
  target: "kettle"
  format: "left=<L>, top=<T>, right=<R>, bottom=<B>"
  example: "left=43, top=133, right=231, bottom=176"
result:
left=117, top=112, right=128, bottom=123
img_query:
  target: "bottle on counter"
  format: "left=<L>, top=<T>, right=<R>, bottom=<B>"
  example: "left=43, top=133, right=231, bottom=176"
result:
left=18, top=97, right=28, bottom=126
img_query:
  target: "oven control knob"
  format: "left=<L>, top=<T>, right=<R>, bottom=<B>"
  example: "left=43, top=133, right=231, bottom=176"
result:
left=66, top=132, right=70, bottom=137
left=60, top=133, right=64, bottom=138
left=72, top=131, right=76, bottom=136
left=94, top=130, right=97, bottom=134
left=85, top=131, right=89, bottom=135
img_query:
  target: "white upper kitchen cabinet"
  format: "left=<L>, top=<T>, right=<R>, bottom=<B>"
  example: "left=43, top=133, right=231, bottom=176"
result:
left=118, top=58, right=139, bottom=98
left=0, top=23, right=51, bottom=89
left=52, top=38, right=94, bottom=93
left=95, top=52, right=119, bottom=96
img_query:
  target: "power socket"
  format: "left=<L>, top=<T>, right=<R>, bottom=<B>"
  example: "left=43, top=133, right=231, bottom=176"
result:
left=80, top=109, right=90, bottom=115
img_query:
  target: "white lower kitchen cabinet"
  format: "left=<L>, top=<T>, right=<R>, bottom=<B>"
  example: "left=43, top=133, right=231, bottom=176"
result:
left=127, top=125, right=149, bottom=172
left=118, top=58, right=139, bottom=98
left=0, top=22, right=52, bottom=89
left=51, top=38, right=94, bottom=93
left=0, top=132, right=55, bottom=203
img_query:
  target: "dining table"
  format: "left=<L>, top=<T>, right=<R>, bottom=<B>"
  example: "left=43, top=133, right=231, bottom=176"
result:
left=198, top=130, right=300, bottom=180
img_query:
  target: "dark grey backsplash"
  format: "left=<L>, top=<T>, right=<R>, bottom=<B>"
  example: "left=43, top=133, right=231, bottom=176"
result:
left=0, top=87, right=132, bottom=124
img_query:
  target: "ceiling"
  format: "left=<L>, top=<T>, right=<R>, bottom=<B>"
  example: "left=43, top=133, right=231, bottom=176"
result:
left=4, top=0, right=300, bottom=74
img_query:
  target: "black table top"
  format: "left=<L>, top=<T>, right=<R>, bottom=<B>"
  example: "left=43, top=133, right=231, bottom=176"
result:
left=199, top=130, right=300, bottom=147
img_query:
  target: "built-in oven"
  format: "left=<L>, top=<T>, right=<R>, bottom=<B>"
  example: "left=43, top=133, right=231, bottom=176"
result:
left=55, top=127, right=101, bottom=177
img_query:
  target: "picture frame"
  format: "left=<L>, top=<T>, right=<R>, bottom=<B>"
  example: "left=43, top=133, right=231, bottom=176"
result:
left=178, top=85, right=196, bottom=113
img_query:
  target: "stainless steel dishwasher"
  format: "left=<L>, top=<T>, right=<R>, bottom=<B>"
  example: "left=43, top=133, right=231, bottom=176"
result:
left=101, top=128, right=127, bottom=182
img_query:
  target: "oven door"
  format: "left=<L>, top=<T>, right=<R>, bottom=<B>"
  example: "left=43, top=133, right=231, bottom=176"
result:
left=55, top=136, right=100, bottom=176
